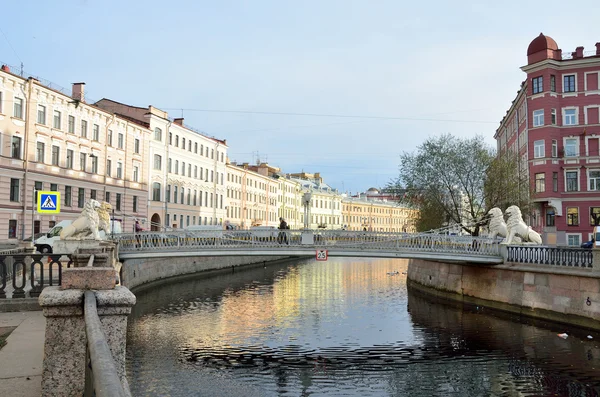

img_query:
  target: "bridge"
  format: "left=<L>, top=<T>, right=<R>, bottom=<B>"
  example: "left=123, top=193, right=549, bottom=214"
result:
left=114, top=230, right=504, bottom=264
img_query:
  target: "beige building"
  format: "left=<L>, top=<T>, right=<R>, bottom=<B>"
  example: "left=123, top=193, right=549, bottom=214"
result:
left=289, top=172, right=343, bottom=229
left=0, top=66, right=150, bottom=242
left=342, top=195, right=418, bottom=232
left=95, top=100, right=228, bottom=230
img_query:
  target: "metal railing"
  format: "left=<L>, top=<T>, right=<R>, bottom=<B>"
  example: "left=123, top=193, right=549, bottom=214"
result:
left=0, top=254, right=72, bottom=298
left=114, top=229, right=502, bottom=258
left=506, top=246, right=593, bottom=268
left=84, top=290, right=130, bottom=397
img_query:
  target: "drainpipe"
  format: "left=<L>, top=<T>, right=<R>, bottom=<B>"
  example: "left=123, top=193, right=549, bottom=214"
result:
left=104, top=115, right=115, bottom=201
left=164, top=120, right=171, bottom=229
left=21, top=78, right=34, bottom=240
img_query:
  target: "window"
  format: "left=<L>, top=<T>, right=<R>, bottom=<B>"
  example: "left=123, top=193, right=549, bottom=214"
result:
left=534, top=140, right=545, bottom=158
left=550, top=139, right=557, bottom=158
left=166, top=185, right=171, bottom=203
left=152, top=183, right=161, bottom=201
left=36, top=142, right=45, bottom=163
left=535, top=173, right=545, bottom=192
left=105, top=191, right=111, bottom=203
left=134, top=138, right=140, bottom=154
left=193, top=190, right=197, bottom=206
left=564, top=75, right=576, bottom=92
left=116, top=193, right=121, bottom=211
left=91, top=156, right=98, bottom=173
left=567, top=234, right=581, bottom=246
left=116, top=162, right=122, bottom=179
left=182, top=162, right=185, bottom=176
left=211, top=149, right=214, bottom=159
left=200, top=144, right=204, bottom=155
left=533, top=110, right=544, bottom=127
left=591, top=207, right=600, bottom=226
left=154, top=127, right=162, bottom=141
left=80, top=153, right=87, bottom=171
left=64, top=186, right=72, bottom=206
left=182, top=138, right=185, bottom=149
left=90, top=124, right=98, bottom=141
left=550, top=75, right=556, bottom=92
left=174, top=186, right=178, bottom=203
left=68, top=115, right=75, bottom=133
left=181, top=187, right=184, bottom=204
left=133, top=196, right=138, bottom=213
left=133, top=166, right=139, bottom=182
left=53, top=110, right=61, bottom=129
left=168, top=158, right=172, bottom=173
left=78, top=188, right=85, bottom=208
left=106, top=159, right=112, bottom=176
left=90, top=190, right=96, bottom=200
left=194, top=166, right=198, bottom=178
left=37, top=105, right=46, bottom=124
left=175, top=135, right=179, bottom=147
left=107, top=130, right=113, bottom=146
left=566, top=171, right=578, bottom=192
left=194, top=142, right=198, bottom=153
left=546, top=209, right=555, bottom=226
left=169, top=133, right=172, bottom=145
left=153, top=154, right=162, bottom=170
left=50, top=184, right=58, bottom=191
left=81, top=120, right=88, bottom=138
left=590, top=170, right=600, bottom=191
left=8, top=220, right=17, bottom=239
left=13, top=97, right=23, bottom=118
left=118, top=133, right=124, bottom=149
left=565, top=138, right=578, bottom=157
left=66, top=149, right=74, bottom=169
left=563, top=108, right=577, bottom=125
left=175, top=160, right=179, bottom=174
left=9, top=178, right=19, bottom=202
left=11, top=136, right=21, bottom=159
left=532, top=76, right=543, bottom=94
left=188, top=164, right=191, bottom=177
left=551, top=109, right=556, bottom=125
left=187, top=190, right=191, bottom=205
left=553, top=172, right=558, bottom=192
left=51, top=145, right=60, bottom=166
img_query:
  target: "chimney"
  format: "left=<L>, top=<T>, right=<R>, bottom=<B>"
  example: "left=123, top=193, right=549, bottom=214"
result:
left=173, top=118, right=184, bottom=126
left=1, top=65, right=9, bottom=73
left=72, top=82, right=85, bottom=103
left=596, top=42, right=600, bottom=55
left=574, top=46, right=584, bottom=59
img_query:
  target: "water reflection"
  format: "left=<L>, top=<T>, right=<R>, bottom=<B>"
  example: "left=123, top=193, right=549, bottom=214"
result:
left=127, top=258, right=600, bottom=396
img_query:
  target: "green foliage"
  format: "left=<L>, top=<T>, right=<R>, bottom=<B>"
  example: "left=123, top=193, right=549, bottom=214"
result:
left=483, top=151, right=531, bottom=214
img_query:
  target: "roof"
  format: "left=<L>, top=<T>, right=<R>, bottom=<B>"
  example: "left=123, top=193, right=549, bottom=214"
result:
left=527, top=33, right=558, bottom=56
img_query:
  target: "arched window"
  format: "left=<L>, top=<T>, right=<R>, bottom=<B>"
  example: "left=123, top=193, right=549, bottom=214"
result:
left=152, top=182, right=161, bottom=201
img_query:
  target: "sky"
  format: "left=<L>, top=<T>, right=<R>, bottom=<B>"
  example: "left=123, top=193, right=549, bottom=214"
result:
left=1, top=0, right=599, bottom=193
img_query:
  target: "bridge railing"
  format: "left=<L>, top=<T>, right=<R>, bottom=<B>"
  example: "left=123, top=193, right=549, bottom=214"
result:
left=0, top=253, right=72, bottom=299
left=114, top=230, right=501, bottom=257
left=506, top=245, right=593, bottom=268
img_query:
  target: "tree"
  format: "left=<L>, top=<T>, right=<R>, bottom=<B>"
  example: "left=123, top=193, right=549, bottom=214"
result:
left=391, top=134, right=495, bottom=235
left=483, top=151, right=531, bottom=215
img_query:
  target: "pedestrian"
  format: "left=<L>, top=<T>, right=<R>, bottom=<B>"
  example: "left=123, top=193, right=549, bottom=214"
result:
left=278, top=217, right=289, bottom=244
left=135, top=220, right=143, bottom=248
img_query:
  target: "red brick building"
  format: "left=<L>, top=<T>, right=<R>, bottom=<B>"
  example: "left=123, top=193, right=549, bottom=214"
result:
left=496, top=34, right=600, bottom=246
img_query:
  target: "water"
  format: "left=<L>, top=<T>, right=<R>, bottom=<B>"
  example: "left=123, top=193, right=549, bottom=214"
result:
left=126, top=258, right=600, bottom=396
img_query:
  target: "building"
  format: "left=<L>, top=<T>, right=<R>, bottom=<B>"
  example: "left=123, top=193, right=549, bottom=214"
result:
left=95, top=100, right=228, bottom=230
left=288, top=172, right=343, bottom=229
left=0, top=66, right=150, bottom=242
left=496, top=34, right=600, bottom=246
left=342, top=191, right=418, bottom=232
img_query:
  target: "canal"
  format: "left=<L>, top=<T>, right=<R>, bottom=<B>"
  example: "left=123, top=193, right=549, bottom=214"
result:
left=126, top=257, right=600, bottom=396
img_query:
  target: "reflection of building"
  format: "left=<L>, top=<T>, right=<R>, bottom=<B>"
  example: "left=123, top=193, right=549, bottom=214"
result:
left=0, top=66, right=150, bottom=240
left=496, top=34, right=600, bottom=246
left=342, top=189, right=418, bottom=232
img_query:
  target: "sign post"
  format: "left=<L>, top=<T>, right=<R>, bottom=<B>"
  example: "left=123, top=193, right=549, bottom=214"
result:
left=316, top=249, right=328, bottom=261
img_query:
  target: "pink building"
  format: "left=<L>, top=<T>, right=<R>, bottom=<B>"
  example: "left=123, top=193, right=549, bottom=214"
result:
left=496, top=34, right=600, bottom=246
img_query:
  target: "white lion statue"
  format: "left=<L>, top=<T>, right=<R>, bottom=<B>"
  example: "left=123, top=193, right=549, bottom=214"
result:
left=60, top=199, right=101, bottom=240
left=97, top=201, right=112, bottom=234
left=486, top=207, right=508, bottom=240
left=503, top=205, right=542, bottom=245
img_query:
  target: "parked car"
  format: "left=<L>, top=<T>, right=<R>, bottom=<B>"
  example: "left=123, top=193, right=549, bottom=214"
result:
left=581, top=240, right=594, bottom=249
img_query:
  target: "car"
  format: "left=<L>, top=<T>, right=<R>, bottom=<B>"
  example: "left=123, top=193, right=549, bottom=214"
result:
left=581, top=240, right=594, bottom=249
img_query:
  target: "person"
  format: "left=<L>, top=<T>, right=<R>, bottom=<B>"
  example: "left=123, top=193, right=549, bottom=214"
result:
left=135, top=220, right=143, bottom=233
left=278, top=217, right=289, bottom=244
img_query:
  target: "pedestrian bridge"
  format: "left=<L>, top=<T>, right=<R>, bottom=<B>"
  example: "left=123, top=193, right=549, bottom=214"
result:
left=114, top=230, right=504, bottom=265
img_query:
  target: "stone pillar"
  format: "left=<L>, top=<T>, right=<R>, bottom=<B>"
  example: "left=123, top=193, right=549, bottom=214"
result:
left=592, top=248, right=600, bottom=274
left=38, top=249, right=136, bottom=397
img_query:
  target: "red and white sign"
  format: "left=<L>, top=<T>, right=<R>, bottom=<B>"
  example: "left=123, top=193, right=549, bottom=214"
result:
left=316, top=249, right=328, bottom=261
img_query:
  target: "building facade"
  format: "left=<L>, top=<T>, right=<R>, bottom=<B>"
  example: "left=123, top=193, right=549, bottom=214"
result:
left=342, top=193, right=418, bottom=232
left=0, top=67, right=150, bottom=241
left=496, top=34, right=600, bottom=246
left=95, top=99, right=228, bottom=230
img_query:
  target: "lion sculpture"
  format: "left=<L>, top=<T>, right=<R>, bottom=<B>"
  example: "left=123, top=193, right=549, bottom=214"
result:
left=97, top=201, right=112, bottom=234
left=486, top=207, right=508, bottom=240
left=60, top=199, right=101, bottom=240
left=504, top=205, right=542, bottom=245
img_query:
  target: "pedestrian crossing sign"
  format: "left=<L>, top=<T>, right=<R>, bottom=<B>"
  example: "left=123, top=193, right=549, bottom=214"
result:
left=37, top=191, right=60, bottom=214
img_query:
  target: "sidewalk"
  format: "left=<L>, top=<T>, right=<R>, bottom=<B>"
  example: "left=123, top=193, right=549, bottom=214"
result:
left=0, top=311, right=45, bottom=397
